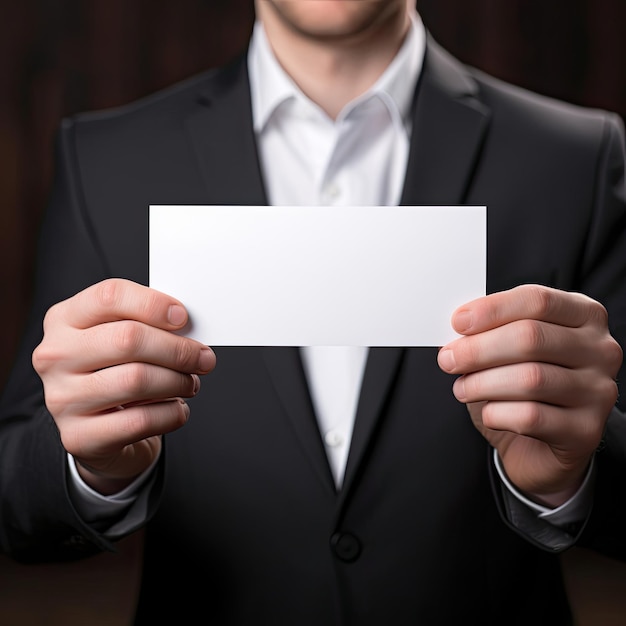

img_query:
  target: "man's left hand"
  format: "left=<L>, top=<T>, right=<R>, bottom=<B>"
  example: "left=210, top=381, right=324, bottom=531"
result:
left=437, top=284, right=623, bottom=507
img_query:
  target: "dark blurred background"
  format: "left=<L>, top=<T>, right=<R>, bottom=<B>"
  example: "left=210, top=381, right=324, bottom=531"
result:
left=1, top=1, right=625, bottom=623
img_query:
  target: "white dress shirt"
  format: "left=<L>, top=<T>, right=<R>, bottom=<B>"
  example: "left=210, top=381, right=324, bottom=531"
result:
left=249, top=10, right=424, bottom=487
left=69, top=11, right=591, bottom=530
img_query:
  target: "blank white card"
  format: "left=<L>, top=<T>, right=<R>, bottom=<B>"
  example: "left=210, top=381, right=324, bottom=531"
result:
left=149, top=205, right=486, bottom=346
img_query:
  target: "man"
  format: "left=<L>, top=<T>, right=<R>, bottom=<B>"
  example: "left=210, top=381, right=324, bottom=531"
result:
left=1, top=1, right=625, bottom=623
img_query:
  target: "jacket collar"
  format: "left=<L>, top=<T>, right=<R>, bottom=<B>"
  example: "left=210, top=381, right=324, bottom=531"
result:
left=184, top=35, right=492, bottom=496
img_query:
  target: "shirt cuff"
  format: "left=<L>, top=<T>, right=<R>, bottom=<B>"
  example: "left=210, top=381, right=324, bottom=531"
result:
left=493, top=448, right=595, bottom=528
left=67, top=453, right=159, bottom=536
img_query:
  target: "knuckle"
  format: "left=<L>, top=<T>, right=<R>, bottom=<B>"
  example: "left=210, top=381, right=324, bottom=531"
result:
left=481, top=401, right=544, bottom=434
left=525, top=285, right=555, bottom=318
left=112, top=320, right=145, bottom=354
left=518, top=362, right=548, bottom=394
left=41, top=304, right=60, bottom=331
left=120, top=405, right=153, bottom=435
left=119, top=362, right=151, bottom=396
left=516, top=402, right=543, bottom=434
left=589, top=299, right=610, bottom=326
left=43, top=388, right=72, bottom=418
left=599, top=376, right=620, bottom=408
left=32, top=342, right=55, bottom=373
left=84, top=368, right=114, bottom=401
left=515, top=319, right=545, bottom=355
left=94, top=278, right=124, bottom=311
left=604, top=337, right=624, bottom=374
left=123, top=400, right=189, bottom=435
left=35, top=314, right=65, bottom=373
left=138, top=290, right=165, bottom=320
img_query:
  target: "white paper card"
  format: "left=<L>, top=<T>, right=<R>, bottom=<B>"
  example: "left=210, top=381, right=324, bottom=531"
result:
left=149, top=205, right=486, bottom=346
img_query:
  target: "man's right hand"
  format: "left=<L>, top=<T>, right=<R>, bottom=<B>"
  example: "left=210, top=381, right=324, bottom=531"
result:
left=32, top=278, right=216, bottom=495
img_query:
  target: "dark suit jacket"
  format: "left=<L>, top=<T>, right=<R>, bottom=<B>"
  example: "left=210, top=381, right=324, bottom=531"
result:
left=1, top=37, right=625, bottom=625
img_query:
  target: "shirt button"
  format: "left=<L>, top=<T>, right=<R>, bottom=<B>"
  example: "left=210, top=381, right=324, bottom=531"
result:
left=324, top=182, right=341, bottom=199
left=324, top=429, right=344, bottom=448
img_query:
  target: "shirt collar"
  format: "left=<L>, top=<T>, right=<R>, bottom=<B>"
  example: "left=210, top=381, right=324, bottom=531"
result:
left=249, top=10, right=426, bottom=134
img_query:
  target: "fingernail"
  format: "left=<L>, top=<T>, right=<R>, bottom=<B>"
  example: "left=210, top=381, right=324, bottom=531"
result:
left=179, top=399, right=190, bottom=419
left=453, top=310, right=472, bottom=333
left=438, top=348, right=456, bottom=372
left=198, top=346, right=215, bottom=372
left=191, top=374, right=201, bottom=395
left=453, top=377, right=466, bottom=401
left=168, top=304, right=187, bottom=326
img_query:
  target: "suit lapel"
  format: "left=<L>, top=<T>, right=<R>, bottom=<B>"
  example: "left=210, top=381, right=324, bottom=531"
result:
left=184, top=55, right=268, bottom=206
left=400, top=37, right=491, bottom=206
left=184, top=39, right=493, bottom=498
left=340, top=37, right=492, bottom=499
left=339, top=348, right=406, bottom=499
left=262, top=348, right=337, bottom=494
left=184, top=59, right=336, bottom=491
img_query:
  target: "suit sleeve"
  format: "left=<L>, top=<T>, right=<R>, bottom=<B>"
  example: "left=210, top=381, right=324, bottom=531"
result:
left=567, top=113, right=626, bottom=559
left=490, top=112, right=626, bottom=557
left=0, top=119, right=162, bottom=562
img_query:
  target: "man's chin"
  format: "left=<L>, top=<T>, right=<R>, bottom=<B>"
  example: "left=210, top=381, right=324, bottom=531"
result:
left=260, top=0, right=405, bottom=42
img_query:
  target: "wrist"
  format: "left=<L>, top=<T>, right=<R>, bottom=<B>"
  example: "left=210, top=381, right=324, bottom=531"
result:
left=493, top=449, right=593, bottom=511
left=523, top=483, right=582, bottom=509
left=75, top=460, right=141, bottom=496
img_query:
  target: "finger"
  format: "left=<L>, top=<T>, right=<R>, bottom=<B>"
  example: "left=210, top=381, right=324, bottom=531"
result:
left=85, top=362, right=200, bottom=412
left=47, top=278, right=189, bottom=332
left=61, top=319, right=215, bottom=374
left=439, top=319, right=592, bottom=373
left=61, top=399, right=190, bottom=459
left=476, top=401, right=604, bottom=456
left=45, top=363, right=201, bottom=416
left=450, top=284, right=607, bottom=335
left=452, top=362, right=617, bottom=409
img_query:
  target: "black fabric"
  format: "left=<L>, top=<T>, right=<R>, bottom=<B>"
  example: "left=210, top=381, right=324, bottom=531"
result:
left=1, top=37, right=625, bottom=625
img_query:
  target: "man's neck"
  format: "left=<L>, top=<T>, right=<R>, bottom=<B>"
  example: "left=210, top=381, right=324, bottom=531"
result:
left=256, top=2, right=412, bottom=120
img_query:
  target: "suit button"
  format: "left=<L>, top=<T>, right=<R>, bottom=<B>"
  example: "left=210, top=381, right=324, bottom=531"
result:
left=330, top=532, right=362, bottom=562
